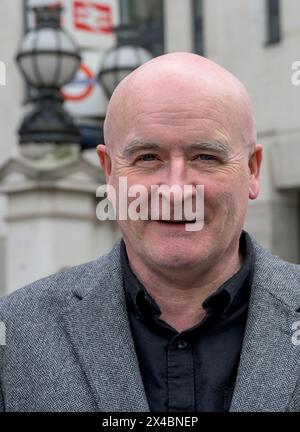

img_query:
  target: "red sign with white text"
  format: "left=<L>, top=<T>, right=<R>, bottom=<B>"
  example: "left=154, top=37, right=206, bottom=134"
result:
left=73, top=0, right=113, bottom=34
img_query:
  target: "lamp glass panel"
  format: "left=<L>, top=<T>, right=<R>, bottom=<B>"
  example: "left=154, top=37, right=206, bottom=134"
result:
left=20, top=52, right=79, bottom=87
left=58, top=31, right=80, bottom=52
left=59, top=55, right=81, bottom=86
left=22, top=28, right=79, bottom=53
left=103, top=46, right=152, bottom=70
left=35, top=28, right=57, bottom=50
left=100, top=71, right=117, bottom=96
left=21, top=30, right=38, bottom=51
left=36, top=53, right=59, bottom=86
left=117, top=69, right=134, bottom=85
left=101, top=69, right=134, bottom=96
left=18, top=54, right=39, bottom=86
left=118, top=46, right=152, bottom=68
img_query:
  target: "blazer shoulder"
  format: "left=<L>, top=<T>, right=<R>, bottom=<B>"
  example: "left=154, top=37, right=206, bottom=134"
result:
left=252, top=236, right=300, bottom=275
left=251, top=235, right=300, bottom=306
left=0, top=239, right=123, bottom=321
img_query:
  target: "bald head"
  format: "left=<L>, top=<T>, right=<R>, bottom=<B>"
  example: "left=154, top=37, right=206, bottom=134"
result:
left=103, top=52, right=256, bottom=156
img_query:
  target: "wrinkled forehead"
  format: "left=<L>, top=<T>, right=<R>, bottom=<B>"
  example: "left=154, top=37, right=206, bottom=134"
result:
left=104, top=58, right=256, bottom=154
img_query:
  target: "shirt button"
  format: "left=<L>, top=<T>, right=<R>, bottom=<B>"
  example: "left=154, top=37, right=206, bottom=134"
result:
left=177, top=339, right=188, bottom=349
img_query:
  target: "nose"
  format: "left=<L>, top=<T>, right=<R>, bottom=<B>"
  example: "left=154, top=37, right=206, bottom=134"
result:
left=164, top=157, right=187, bottom=187
left=155, top=157, right=198, bottom=211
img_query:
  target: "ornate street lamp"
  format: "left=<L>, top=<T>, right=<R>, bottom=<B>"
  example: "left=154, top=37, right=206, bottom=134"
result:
left=16, top=5, right=81, bottom=145
left=98, top=25, right=152, bottom=99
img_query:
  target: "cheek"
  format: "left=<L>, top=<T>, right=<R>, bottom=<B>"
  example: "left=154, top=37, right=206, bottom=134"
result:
left=113, top=164, right=158, bottom=188
left=203, top=177, right=249, bottom=215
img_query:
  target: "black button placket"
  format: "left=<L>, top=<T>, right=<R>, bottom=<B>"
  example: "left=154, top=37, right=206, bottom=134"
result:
left=167, top=335, right=195, bottom=411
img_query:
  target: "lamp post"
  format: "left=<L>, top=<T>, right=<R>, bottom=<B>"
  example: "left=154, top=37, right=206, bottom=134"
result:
left=16, top=5, right=81, bottom=146
left=98, top=24, right=152, bottom=99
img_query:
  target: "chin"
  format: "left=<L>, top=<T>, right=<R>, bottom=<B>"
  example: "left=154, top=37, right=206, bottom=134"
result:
left=147, top=241, right=206, bottom=269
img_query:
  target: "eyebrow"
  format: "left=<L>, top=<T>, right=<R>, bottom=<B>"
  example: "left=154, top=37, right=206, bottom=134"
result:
left=188, top=141, right=231, bottom=161
left=122, top=139, right=231, bottom=161
left=122, top=140, right=162, bottom=159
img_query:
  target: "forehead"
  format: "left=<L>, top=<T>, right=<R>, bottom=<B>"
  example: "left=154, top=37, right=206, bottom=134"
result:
left=105, top=62, right=254, bottom=154
left=121, top=88, right=238, bottom=150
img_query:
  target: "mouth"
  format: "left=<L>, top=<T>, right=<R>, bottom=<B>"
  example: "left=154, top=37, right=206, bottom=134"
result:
left=149, top=218, right=205, bottom=232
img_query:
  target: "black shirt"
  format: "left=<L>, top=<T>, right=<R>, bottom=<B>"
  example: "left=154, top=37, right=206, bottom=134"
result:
left=121, top=231, right=255, bottom=412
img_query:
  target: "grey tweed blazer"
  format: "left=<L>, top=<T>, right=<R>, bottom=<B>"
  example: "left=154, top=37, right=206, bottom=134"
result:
left=1, top=235, right=300, bottom=412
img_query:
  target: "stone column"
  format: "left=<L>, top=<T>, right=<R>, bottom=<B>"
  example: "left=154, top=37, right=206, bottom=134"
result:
left=0, top=153, right=119, bottom=295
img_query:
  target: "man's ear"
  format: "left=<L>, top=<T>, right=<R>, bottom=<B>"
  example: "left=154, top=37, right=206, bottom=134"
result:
left=96, top=144, right=112, bottom=181
left=248, top=144, right=263, bottom=200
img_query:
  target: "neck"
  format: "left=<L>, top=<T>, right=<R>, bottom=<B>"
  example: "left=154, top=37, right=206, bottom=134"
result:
left=125, top=243, right=243, bottom=332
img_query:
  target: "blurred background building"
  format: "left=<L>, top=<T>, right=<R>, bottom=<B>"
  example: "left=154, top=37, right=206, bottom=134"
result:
left=0, top=0, right=299, bottom=295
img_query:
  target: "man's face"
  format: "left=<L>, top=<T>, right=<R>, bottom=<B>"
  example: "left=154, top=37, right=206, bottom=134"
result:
left=99, top=71, right=262, bottom=274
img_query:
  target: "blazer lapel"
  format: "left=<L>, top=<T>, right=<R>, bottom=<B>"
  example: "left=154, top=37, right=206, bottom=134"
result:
left=61, top=242, right=150, bottom=412
left=230, top=242, right=300, bottom=412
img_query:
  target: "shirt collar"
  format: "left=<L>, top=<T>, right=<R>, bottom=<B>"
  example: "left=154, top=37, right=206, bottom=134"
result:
left=202, top=231, right=254, bottom=318
left=121, top=240, right=160, bottom=318
left=121, top=231, right=255, bottom=322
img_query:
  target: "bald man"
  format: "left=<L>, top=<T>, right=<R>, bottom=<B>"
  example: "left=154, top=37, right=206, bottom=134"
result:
left=0, top=53, right=300, bottom=413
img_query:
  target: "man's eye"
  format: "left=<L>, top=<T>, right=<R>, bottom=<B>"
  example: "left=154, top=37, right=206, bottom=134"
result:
left=137, top=154, right=158, bottom=162
left=196, top=154, right=218, bottom=161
